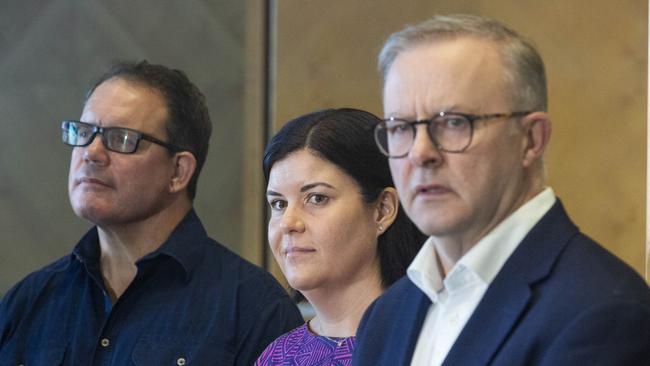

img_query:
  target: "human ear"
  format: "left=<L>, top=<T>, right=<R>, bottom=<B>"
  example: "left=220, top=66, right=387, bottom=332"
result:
left=375, top=187, right=399, bottom=235
left=169, top=151, right=197, bottom=194
left=520, top=111, right=552, bottom=168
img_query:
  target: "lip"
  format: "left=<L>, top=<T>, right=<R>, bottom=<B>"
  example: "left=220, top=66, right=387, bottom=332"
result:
left=283, top=246, right=316, bottom=257
left=413, top=183, right=452, bottom=197
left=75, top=176, right=112, bottom=189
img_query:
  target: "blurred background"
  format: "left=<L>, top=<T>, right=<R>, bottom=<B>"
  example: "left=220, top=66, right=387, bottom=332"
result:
left=0, top=0, right=647, bottom=295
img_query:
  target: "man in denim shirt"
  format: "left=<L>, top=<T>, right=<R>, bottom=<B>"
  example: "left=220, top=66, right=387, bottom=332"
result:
left=0, top=61, right=302, bottom=365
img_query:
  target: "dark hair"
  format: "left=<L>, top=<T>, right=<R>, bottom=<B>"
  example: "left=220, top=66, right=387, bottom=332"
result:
left=85, top=60, right=212, bottom=200
left=263, top=108, right=425, bottom=288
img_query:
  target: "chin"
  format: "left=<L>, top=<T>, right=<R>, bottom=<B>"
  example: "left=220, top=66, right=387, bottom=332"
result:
left=72, top=203, right=118, bottom=226
left=411, top=214, right=441, bottom=235
left=74, top=210, right=108, bottom=225
left=414, top=217, right=462, bottom=237
left=411, top=204, right=467, bottom=234
left=285, top=273, right=319, bottom=293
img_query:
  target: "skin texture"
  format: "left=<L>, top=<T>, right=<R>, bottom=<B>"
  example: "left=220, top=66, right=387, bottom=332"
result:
left=266, top=149, right=398, bottom=336
left=69, top=78, right=177, bottom=228
left=266, top=149, right=382, bottom=294
left=384, top=37, right=550, bottom=272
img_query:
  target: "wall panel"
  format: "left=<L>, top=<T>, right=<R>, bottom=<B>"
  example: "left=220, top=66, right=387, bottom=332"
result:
left=0, top=0, right=264, bottom=294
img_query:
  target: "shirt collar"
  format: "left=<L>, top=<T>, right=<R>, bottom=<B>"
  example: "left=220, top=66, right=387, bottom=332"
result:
left=408, top=187, right=556, bottom=302
left=71, top=209, right=207, bottom=283
left=72, top=227, right=101, bottom=268
left=408, top=237, right=445, bottom=302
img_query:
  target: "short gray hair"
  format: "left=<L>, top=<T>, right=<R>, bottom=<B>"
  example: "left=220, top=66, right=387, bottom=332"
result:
left=379, top=14, right=547, bottom=111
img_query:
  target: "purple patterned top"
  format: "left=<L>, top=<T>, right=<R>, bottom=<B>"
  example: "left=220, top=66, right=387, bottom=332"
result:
left=255, top=323, right=356, bottom=366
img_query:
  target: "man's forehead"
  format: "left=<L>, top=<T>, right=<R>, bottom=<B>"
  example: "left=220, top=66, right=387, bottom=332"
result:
left=81, top=78, right=168, bottom=130
left=390, top=37, right=502, bottom=76
left=87, top=77, right=157, bottom=103
left=382, top=38, right=510, bottom=117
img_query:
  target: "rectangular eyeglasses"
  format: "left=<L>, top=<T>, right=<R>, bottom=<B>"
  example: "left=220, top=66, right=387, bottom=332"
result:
left=61, top=120, right=178, bottom=154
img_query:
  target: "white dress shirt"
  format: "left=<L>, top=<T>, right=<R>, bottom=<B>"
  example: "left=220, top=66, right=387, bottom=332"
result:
left=408, top=188, right=556, bottom=366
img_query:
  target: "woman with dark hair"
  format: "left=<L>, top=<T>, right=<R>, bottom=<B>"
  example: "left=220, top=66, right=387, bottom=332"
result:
left=255, top=108, right=424, bottom=365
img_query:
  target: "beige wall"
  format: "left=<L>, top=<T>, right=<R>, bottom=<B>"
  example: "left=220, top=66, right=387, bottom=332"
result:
left=647, top=1, right=650, bottom=281
left=271, top=0, right=648, bottom=280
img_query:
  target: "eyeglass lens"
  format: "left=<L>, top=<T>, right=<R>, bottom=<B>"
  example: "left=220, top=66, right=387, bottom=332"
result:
left=376, top=115, right=472, bottom=157
left=62, top=121, right=140, bottom=153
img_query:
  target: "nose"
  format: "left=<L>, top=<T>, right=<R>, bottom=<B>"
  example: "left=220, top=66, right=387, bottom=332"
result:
left=279, top=204, right=305, bottom=234
left=81, top=134, right=109, bottom=165
left=408, top=123, right=443, bottom=167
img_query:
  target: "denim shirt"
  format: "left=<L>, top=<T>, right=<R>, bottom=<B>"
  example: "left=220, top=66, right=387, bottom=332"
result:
left=0, top=210, right=302, bottom=365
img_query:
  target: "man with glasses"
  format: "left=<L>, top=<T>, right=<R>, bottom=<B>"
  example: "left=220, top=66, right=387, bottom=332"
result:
left=353, top=14, right=650, bottom=365
left=0, top=61, right=302, bottom=365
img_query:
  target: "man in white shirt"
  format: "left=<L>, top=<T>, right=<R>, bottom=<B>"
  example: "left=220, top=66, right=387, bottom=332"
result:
left=353, top=14, right=650, bottom=365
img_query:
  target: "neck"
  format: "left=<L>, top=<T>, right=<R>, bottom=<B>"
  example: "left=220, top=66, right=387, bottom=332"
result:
left=304, top=267, right=383, bottom=338
left=97, top=198, right=191, bottom=301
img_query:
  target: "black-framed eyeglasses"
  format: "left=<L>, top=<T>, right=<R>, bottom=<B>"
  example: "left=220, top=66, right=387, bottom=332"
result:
left=374, top=111, right=531, bottom=158
left=61, top=120, right=179, bottom=154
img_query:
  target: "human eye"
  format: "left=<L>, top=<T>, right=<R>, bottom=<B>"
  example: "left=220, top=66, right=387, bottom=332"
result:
left=439, top=115, right=470, bottom=130
left=386, top=120, right=410, bottom=135
left=306, top=193, right=329, bottom=206
left=109, top=128, right=141, bottom=151
left=105, top=129, right=123, bottom=143
left=268, top=198, right=287, bottom=211
left=77, top=126, right=92, bottom=138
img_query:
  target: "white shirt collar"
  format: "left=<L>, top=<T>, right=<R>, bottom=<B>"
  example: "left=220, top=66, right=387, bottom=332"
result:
left=408, top=187, right=556, bottom=303
left=408, top=237, right=444, bottom=302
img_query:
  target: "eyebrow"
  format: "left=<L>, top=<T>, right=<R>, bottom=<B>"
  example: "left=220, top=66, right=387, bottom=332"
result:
left=266, top=182, right=335, bottom=197
left=300, top=182, right=334, bottom=192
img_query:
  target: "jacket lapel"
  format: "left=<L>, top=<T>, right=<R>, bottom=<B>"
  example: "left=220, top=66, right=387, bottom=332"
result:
left=442, top=201, right=578, bottom=365
left=397, top=283, right=432, bottom=364
left=442, top=273, right=532, bottom=365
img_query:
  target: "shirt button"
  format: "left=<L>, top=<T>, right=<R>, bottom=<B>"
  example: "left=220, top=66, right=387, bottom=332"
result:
left=100, top=338, right=110, bottom=347
left=177, top=357, right=187, bottom=365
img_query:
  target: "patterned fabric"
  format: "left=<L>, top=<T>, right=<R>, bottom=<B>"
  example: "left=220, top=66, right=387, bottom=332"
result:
left=255, top=323, right=355, bottom=366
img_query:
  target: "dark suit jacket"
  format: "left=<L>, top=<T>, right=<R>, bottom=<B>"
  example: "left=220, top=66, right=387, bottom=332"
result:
left=353, top=201, right=650, bottom=365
